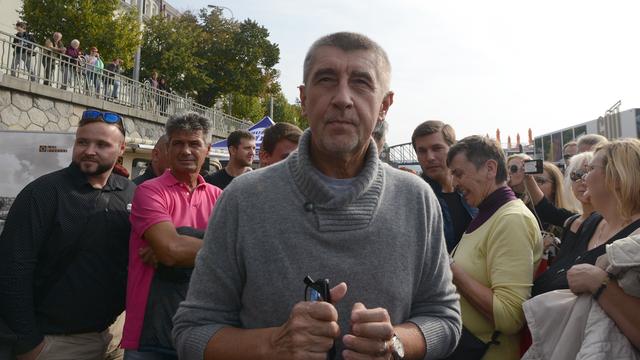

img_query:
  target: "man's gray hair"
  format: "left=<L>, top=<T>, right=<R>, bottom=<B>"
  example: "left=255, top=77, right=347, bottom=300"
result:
left=303, top=32, right=392, bottom=91
left=372, top=120, right=388, bottom=143
left=165, top=112, right=212, bottom=144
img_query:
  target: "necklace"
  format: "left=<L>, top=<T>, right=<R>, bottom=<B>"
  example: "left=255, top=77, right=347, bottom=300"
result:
left=590, top=221, right=609, bottom=250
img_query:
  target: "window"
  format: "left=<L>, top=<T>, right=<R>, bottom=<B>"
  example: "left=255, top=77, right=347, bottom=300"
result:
left=535, top=137, right=543, bottom=159
left=574, top=125, right=587, bottom=139
left=543, top=135, right=552, bottom=161
left=562, top=129, right=574, bottom=147
left=551, top=132, right=562, bottom=162
left=636, top=109, right=640, bottom=138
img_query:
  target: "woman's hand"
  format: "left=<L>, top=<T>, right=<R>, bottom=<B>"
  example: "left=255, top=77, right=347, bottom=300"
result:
left=567, top=264, right=608, bottom=295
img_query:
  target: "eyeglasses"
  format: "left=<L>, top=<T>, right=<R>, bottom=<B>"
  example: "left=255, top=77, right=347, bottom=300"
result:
left=509, top=165, right=523, bottom=174
left=570, top=170, right=587, bottom=182
left=80, top=109, right=125, bottom=136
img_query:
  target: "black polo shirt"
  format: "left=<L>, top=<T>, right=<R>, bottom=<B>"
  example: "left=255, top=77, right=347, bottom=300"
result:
left=0, top=163, right=135, bottom=354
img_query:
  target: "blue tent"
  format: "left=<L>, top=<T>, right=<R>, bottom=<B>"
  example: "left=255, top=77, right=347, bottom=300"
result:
left=212, top=116, right=275, bottom=160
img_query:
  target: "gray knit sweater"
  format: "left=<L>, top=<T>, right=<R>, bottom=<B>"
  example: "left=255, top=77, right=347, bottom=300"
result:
left=173, top=130, right=461, bottom=359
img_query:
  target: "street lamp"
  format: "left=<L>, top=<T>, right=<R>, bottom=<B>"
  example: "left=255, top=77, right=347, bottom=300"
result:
left=207, top=4, right=234, bottom=18
left=133, top=0, right=144, bottom=82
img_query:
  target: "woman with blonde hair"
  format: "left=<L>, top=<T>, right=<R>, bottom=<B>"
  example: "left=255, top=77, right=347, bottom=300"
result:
left=523, top=139, right=640, bottom=359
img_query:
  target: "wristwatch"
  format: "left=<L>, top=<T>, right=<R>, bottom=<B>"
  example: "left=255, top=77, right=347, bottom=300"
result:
left=389, top=333, right=405, bottom=360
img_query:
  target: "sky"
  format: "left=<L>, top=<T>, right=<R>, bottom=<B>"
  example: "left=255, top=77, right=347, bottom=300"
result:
left=178, top=0, right=640, bottom=146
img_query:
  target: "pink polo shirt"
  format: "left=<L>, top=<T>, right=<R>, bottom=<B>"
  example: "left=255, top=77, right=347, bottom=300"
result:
left=121, top=170, right=222, bottom=349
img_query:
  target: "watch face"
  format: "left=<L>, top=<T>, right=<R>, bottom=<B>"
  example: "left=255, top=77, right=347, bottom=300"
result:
left=392, top=335, right=405, bottom=358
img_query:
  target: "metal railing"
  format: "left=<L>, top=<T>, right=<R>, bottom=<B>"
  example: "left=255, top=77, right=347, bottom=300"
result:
left=387, top=142, right=418, bottom=166
left=0, top=30, right=251, bottom=135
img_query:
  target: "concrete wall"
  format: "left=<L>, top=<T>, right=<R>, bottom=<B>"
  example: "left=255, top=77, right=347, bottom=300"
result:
left=0, top=73, right=166, bottom=144
left=0, top=73, right=230, bottom=143
left=0, top=0, right=22, bottom=35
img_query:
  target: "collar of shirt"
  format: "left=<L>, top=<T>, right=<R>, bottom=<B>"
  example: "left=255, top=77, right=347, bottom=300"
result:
left=466, top=185, right=517, bottom=233
left=66, top=163, right=127, bottom=191
left=158, top=169, right=207, bottom=191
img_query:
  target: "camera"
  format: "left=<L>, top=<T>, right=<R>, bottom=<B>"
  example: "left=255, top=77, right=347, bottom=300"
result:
left=524, top=159, right=543, bottom=174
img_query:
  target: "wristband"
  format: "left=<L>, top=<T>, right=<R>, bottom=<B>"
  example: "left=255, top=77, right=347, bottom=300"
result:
left=592, top=276, right=611, bottom=301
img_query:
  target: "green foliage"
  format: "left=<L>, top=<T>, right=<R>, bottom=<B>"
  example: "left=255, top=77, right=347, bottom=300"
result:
left=140, top=12, right=209, bottom=97
left=20, top=0, right=141, bottom=68
left=225, top=93, right=265, bottom=123
left=140, top=8, right=280, bottom=107
left=266, top=92, right=307, bottom=130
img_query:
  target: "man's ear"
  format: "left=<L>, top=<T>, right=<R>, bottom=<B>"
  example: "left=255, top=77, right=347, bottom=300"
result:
left=298, top=85, right=307, bottom=117
left=118, top=140, right=126, bottom=157
left=378, top=91, right=394, bottom=121
left=485, top=159, right=498, bottom=179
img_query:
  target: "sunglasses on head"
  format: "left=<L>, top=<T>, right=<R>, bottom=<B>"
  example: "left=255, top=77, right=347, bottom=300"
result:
left=570, top=170, right=587, bottom=182
left=80, top=109, right=125, bottom=135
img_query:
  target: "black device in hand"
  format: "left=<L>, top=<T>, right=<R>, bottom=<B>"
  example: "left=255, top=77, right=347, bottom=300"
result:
left=524, top=159, right=544, bottom=174
left=304, top=276, right=335, bottom=360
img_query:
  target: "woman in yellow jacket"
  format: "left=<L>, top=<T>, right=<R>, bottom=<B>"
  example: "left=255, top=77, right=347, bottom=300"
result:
left=446, top=135, right=542, bottom=360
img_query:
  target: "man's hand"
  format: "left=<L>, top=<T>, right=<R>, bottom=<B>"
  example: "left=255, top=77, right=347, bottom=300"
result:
left=16, top=339, right=45, bottom=360
left=343, top=302, right=395, bottom=360
left=567, top=264, right=608, bottom=295
left=138, top=246, right=158, bottom=268
left=267, top=283, right=347, bottom=360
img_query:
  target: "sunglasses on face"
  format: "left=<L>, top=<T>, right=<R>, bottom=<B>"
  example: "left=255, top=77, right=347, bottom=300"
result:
left=563, top=154, right=573, bottom=161
left=509, top=165, right=523, bottom=174
left=570, top=170, right=587, bottom=182
left=80, top=109, right=125, bottom=135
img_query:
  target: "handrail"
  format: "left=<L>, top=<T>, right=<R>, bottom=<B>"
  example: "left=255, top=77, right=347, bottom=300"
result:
left=0, top=29, right=252, bottom=136
left=387, top=142, right=418, bottom=166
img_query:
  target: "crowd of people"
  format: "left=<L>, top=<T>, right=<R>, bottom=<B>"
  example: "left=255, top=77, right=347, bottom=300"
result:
left=1, top=31, right=639, bottom=360
left=9, top=21, right=170, bottom=108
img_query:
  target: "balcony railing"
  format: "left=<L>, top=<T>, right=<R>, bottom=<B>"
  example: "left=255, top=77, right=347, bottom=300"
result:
left=0, top=30, right=251, bottom=136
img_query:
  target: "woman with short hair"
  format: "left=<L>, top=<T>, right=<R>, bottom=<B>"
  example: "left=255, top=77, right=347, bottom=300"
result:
left=445, top=136, right=542, bottom=360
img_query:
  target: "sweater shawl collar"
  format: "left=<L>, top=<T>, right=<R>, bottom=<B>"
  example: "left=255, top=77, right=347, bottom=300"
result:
left=287, top=129, right=384, bottom=231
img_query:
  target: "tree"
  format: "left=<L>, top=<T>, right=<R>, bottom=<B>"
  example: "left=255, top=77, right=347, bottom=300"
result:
left=225, top=93, right=265, bottom=123
left=196, top=9, right=280, bottom=105
left=140, top=12, right=209, bottom=97
left=265, top=92, right=307, bottom=130
left=20, top=0, right=141, bottom=68
left=139, top=8, right=280, bottom=109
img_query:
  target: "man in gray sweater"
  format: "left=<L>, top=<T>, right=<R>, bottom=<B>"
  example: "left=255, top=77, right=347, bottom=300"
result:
left=173, top=31, right=461, bottom=360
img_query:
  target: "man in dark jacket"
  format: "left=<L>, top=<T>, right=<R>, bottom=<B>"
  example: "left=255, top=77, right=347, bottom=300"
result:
left=10, top=22, right=36, bottom=81
left=412, top=120, right=477, bottom=252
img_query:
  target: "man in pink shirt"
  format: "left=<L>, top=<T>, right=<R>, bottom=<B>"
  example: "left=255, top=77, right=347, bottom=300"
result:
left=122, top=112, right=222, bottom=359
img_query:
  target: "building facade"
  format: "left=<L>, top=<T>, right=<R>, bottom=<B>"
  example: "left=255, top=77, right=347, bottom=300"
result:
left=534, top=108, right=640, bottom=162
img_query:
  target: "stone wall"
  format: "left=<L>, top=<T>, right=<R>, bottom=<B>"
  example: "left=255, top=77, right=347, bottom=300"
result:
left=0, top=74, right=232, bottom=144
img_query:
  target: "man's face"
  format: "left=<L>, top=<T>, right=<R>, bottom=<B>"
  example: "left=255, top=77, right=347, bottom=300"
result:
left=151, top=140, right=169, bottom=175
left=260, top=139, right=298, bottom=167
left=167, top=130, right=210, bottom=175
left=414, top=132, right=451, bottom=184
left=563, top=144, right=578, bottom=164
left=72, top=122, right=125, bottom=177
left=299, top=46, right=393, bottom=158
left=229, top=138, right=256, bottom=167
left=53, top=33, right=62, bottom=42
left=449, top=153, right=493, bottom=208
